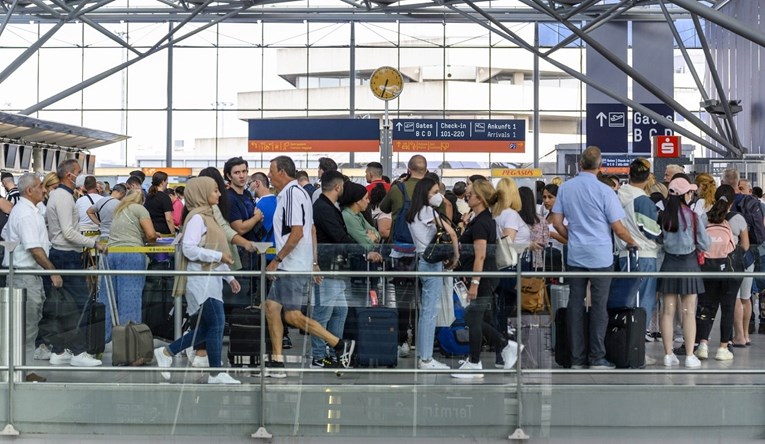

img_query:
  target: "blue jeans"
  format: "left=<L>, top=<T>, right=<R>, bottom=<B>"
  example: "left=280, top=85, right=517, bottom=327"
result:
left=417, top=259, right=443, bottom=361
left=167, top=298, right=224, bottom=369
left=311, top=278, right=348, bottom=359
left=98, top=253, right=146, bottom=342
left=567, top=265, right=612, bottom=365
left=621, top=256, right=658, bottom=331
left=46, top=248, right=91, bottom=355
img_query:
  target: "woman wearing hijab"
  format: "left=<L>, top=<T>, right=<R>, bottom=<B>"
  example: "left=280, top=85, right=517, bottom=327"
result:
left=154, top=177, right=242, bottom=384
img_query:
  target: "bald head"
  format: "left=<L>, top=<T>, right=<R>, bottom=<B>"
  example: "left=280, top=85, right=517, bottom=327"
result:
left=580, top=146, right=602, bottom=171
left=407, top=155, right=427, bottom=179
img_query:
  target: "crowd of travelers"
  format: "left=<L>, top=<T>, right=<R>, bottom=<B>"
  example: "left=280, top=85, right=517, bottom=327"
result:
left=1, top=146, right=763, bottom=383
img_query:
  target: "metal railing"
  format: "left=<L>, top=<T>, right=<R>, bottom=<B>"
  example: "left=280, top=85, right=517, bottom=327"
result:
left=1, top=241, right=765, bottom=438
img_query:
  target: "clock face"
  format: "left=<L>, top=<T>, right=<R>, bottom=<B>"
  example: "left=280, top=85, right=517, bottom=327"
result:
left=369, top=66, right=404, bottom=101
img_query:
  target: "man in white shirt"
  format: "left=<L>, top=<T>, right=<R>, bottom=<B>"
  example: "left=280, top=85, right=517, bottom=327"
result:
left=46, top=159, right=107, bottom=367
left=264, top=156, right=355, bottom=377
left=75, top=175, right=102, bottom=232
left=2, top=174, right=63, bottom=363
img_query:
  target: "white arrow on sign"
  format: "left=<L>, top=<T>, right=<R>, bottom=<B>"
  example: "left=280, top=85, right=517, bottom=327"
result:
left=596, top=112, right=607, bottom=127
left=395, top=122, right=403, bottom=131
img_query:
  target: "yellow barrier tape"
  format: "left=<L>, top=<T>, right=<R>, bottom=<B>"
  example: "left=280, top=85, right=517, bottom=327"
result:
left=106, top=246, right=176, bottom=253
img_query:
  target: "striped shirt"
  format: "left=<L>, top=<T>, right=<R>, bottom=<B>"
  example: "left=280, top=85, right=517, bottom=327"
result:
left=273, top=179, right=313, bottom=272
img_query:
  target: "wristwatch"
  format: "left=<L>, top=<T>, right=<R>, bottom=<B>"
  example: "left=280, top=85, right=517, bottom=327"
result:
left=471, top=279, right=480, bottom=286
left=274, top=256, right=283, bottom=263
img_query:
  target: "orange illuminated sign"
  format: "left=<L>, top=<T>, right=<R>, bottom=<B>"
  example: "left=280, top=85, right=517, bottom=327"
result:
left=142, top=167, right=193, bottom=176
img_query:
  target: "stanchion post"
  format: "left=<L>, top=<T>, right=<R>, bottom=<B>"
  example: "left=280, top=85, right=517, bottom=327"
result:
left=2, top=242, right=20, bottom=436
left=251, top=242, right=272, bottom=440
left=509, top=259, right=529, bottom=440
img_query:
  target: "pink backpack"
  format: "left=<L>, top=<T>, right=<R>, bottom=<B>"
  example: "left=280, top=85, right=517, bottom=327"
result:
left=705, top=220, right=735, bottom=260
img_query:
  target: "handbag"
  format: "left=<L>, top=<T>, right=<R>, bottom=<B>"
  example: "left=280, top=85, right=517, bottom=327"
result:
left=496, top=233, right=519, bottom=270
left=422, top=209, right=454, bottom=264
left=520, top=277, right=549, bottom=313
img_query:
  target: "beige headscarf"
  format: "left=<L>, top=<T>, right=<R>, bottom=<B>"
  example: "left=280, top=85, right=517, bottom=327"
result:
left=172, top=176, right=228, bottom=297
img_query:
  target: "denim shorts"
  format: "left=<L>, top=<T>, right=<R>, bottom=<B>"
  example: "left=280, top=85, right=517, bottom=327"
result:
left=268, top=275, right=311, bottom=311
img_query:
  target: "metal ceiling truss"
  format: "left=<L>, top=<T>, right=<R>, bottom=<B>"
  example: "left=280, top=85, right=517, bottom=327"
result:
left=0, top=0, right=761, bottom=157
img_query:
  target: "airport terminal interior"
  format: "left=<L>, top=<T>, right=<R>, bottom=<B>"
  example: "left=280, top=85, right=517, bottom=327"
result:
left=1, top=0, right=765, bottom=441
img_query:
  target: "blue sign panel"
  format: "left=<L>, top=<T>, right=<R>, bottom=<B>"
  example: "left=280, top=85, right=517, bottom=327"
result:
left=392, top=119, right=525, bottom=153
left=586, top=103, right=628, bottom=153
left=601, top=155, right=637, bottom=168
left=632, top=103, right=674, bottom=154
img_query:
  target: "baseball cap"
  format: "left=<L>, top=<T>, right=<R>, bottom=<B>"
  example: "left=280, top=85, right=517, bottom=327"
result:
left=668, top=177, right=697, bottom=196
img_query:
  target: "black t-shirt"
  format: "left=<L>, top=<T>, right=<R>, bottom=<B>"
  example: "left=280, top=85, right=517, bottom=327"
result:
left=144, top=191, right=174, bottom=234
left=458, top=209, right=498, bottom=288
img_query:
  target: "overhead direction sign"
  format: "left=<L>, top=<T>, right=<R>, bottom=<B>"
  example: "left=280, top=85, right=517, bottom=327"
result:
left=586, top=103, right=628, bottom=153
left=392, top=119, right=525, bottom=153
left=248, top=119, right=380, bottom=152
left=633, top=103, right=674, bottom=153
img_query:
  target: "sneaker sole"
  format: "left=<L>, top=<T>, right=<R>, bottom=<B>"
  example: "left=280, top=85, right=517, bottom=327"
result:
left=450, top=373, right=484, bottom=379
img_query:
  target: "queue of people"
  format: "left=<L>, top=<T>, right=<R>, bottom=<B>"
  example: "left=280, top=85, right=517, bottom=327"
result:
left=2, top=149, right=765, bottom=385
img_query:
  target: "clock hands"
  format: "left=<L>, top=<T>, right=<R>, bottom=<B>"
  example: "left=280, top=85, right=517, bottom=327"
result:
left=382, top=79, right=389, bottom=98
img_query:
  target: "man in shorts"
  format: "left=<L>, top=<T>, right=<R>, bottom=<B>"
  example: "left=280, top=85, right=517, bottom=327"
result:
left=264, top=156, right=355, bottom=377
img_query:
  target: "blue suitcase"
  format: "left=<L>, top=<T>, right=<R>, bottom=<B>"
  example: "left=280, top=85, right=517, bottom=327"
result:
left=354, top=307, right=398, bottom=368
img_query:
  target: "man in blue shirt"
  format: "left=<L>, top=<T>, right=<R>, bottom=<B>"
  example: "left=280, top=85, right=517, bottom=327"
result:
left=551, top=146, right=637, bottom=369
left=224, top=156, right=263, bottom=307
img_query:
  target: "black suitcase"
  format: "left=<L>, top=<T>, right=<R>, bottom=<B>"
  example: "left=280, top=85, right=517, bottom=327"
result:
left=554, top=306, right=589, bottom=368
left=227, top=306, right=272, bottom=367
left=83, top=294, right=106, bottom=356
left=142, top=260, right=175, bottom=341
left=354, top=307, right=398, bottom=368
left=604, top=307, right=646, bottom=368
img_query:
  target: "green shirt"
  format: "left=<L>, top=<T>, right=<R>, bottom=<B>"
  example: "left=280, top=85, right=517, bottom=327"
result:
left=379, top=178, right=419, bottom=242
left=108, top=204, right=151, bottom=247
left=342, top=208, right=380, bottom=248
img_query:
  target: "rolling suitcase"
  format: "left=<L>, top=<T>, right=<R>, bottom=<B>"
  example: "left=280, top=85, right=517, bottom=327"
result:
left=549, top=244, right=569, bottom=350
left=607, top=248, right=640, bottom=309
left=142, top=259, right=175, bottom=341
left=227, top=306, right=272, bottom=367
left=351, top=259, right=398, bottom=368
left=605, top=248, right=646, bottom=368
left=100, top=255, right=154, bottom=366
left=520, top=314, right=553, bottom=369
left=81, top=250, right=105, bottom=356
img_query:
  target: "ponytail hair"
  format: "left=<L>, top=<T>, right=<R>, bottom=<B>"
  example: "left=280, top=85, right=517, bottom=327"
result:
left=148, top=171, right=168, bottom=198
left=707, top=184, right=735, bottom=224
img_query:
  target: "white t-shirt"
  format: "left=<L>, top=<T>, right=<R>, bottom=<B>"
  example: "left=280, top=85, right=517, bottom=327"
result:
left=495, top=208, right=531, bottom=247
left=408, top=206, right=437, bottom=254
left=75, top=193, right=102, bottom=231
left=274, top=180, right=314, bottom=272
left=728, top=213, right=748, bottom=246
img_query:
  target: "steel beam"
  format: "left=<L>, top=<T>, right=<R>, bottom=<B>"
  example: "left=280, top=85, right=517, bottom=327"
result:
left=450, top=0, right=731, bottom=157
left=526, top=0, right=737, bottom=155
left=0, top=20, right=65, bottom=84
left=544, top=0, right=633, bottom=56
left=47, top=0, right=142, bottom=56
left=667, top=0, right=765, bottom=49
left=20, top=3, right=252, bottom=114
left=691, top=13, right=743, bottom=155
left=148, top=0, right=216, bottom=52
left=0, top=0, right=19, bottom=39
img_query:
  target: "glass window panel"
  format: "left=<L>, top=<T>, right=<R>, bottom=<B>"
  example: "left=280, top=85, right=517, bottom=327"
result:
left=125, top=110, right=167, bottom=166
left=126, top=49, right=167, bottom=109
left=217, top=23, right=262, bottom=47
left=83, top=22, right=128, bottom=48
left=171, top=110, right=219, bottom=165
left=0, top=24, right=41, bottom=47
left=263, top=47, right=307, bottom=110
left=172, top=48, right=217, bottom=109
left=171, top=23, right=218, bottom=48
left=355, top=22, right=398, bottom=47
left=0, top=49, right=38, bottom=112
left=82, top=48, right=127, bottom=110
left=38, top=48, right=84, bottom=110
left=264, top=22, right=309, bottom=47
left=41, top=22, right=82, bottom=48
left=445, top=23, right=490, bottom=48
left=308, top=22, right=351, bottom=47
left=399, top=23, right=444, bottom=48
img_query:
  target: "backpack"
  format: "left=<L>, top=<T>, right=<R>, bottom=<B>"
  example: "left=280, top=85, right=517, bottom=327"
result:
left=704, top=219, right=735, bottom=260
left=391, top=182, right=415, bottom=254
left=735, top=194, right=765, bottom=245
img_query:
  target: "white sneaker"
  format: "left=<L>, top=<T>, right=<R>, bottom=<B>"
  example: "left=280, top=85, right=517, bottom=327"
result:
left=450, top=360, right=484, bottom=379
left=185, top=347, right=196, bottom=360
left=685, top=355, right=701, bottom=369
left=663, top=354, right=679, bottom=367
left=418, top=358, right=450, bottom=370
left=208, top=373, right=241, bottom=384
left=191, top=355, right=210, bottom=368
left=644, top=354, right=657, bottom=366
left=501, top=341, right=522, bottom=369
left=398, top=343, right=411, bottom=358
left=70, top=352, right=103, bottom=367
left=154, top=347, right=173, bottom=380
left=34, top=344, right=52, bottom=360
left=715, top=347, right=734, bottom=361
left=49, top=349, right=73, bottom=365
left=694, top=343, right=708, bottom=360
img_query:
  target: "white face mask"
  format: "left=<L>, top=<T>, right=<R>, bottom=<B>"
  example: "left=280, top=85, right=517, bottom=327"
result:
left=429, top=193, right=444, bottom=208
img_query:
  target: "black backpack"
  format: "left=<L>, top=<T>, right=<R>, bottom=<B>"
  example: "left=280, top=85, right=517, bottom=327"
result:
left=735, top=194, right=765, bottom=246
left=391, top=182, right=415, bottom=253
